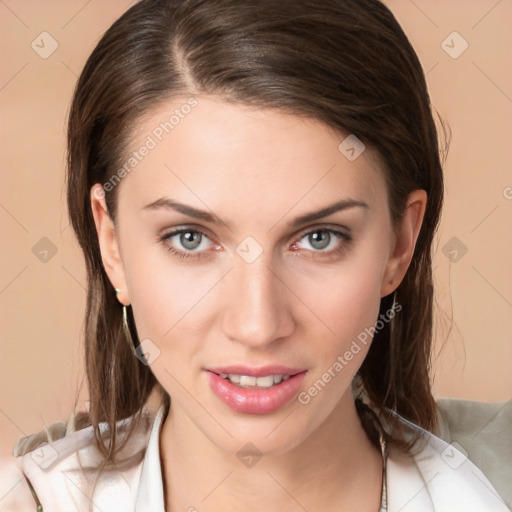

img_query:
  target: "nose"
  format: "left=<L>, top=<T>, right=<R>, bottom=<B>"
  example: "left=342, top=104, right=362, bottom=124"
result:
left=221, top=256, right=295, bottom=348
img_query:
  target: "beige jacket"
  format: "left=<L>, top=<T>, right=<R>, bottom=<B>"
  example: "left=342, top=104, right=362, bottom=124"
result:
left=0, top=398, right=510, bottom=511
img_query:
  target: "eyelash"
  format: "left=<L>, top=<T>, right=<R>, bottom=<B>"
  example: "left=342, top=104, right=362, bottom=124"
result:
left=158, top=226, right=352, bottom=261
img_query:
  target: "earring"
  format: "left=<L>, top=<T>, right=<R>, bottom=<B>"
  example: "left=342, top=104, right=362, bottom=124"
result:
left=122, top=305, right=137, bottom=355
left=115, top=288, right=136, bottom=356
left=391, top=287, right=399, bottom=311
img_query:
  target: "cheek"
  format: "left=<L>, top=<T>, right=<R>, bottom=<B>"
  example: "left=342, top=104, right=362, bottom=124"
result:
left=294, top=247, right=386, bottom=349
left=305, top=278, right=381, bottom=378
left=127, top=265, right=216, bottom=341
left=118, top=218, right=218, bottom=339
left=294, top=257, right=384, bottom=414
left=110, top=220, right=193, bottom=402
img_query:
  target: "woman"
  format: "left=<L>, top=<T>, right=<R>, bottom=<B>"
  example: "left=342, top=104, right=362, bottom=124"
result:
left=1, top=0, right=510, bottom=510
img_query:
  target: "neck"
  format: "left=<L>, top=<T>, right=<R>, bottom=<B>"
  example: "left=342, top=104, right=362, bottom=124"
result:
left=160, top=393, right=382, bottom=512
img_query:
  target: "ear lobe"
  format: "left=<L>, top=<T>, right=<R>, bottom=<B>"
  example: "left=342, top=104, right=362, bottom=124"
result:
left=90, top=184, right=130, bottom=305
left=380, top=189, right=427, bottom=298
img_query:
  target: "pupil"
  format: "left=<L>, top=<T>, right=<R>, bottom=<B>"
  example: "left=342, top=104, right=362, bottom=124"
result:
left=310, top=230, right=330, bottom=250
left=181, top=231, right=201, bottom=250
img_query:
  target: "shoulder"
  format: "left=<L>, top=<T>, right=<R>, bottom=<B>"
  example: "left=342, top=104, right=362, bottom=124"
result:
left=0, top=456, right=36, bottom=511
left=0, top=414, right=88, bottom=510
left=383, top=398, right=511, bottom=511
left=3, top=408, right=157, bottom=511
left=435, top=397, right=512, bottom=509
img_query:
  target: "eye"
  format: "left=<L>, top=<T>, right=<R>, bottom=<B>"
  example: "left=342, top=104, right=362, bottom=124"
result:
left=159, top=226, right=351, bottom=261
left=159, top=228, right=216, bottom=260
left=291, top=228, right=352, bottom=258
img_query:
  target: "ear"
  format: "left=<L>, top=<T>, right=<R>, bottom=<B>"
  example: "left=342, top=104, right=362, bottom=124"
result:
left=90, top=184, right=131, bottom=306
left=380, top=189, right=427, bottom=297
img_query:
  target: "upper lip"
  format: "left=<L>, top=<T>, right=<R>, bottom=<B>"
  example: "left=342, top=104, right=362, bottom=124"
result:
left=207, top=365, right=307, bottom=377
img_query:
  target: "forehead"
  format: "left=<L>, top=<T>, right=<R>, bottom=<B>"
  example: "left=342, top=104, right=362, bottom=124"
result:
left=118, top=95, right=387, bottom=216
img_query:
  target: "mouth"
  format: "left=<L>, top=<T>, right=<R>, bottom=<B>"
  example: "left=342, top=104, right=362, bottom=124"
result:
left=205, top=365, right=308, bottom=414
left=208, top=364, right=306, bottom=387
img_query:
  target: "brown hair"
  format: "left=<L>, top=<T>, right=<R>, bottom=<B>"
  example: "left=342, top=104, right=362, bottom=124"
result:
left=65, top=0, right=445, bottom=463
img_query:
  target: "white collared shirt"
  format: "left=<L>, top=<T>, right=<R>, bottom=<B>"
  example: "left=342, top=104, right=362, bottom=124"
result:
left=1, top=402, right=509, bottom=511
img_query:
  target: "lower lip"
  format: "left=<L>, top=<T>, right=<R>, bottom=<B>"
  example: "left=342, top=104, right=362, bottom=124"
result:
left=206, top=371, right=307, bottom=415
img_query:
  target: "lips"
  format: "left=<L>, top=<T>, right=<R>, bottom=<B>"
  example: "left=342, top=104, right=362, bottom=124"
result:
left=206, top=365, right=307, bottom=415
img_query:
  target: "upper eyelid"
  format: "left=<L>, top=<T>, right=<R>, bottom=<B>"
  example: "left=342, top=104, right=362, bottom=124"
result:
left=160, top=225, right=214, bottom=240
left=296, top=225, right=350, bottom=237
left=162, top=223, right=350, bottom=238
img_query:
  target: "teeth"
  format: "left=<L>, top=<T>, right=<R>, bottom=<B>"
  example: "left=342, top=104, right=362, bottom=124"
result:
left=239, top=375, right=257, bottom=386
left=253, top=375, right=274, bottom=388
left=222, top=374, right=291, bottom=388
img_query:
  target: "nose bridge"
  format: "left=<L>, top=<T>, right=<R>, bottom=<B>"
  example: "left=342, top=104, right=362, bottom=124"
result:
left=221, top=255, right=293, bottom=346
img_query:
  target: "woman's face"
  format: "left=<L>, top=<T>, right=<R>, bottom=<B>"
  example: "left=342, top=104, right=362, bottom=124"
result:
left=92, top=96, right=425, bottom=455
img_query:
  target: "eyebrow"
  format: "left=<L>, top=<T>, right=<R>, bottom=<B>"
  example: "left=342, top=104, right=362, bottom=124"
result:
left=142, top=197, right=369, bottom=229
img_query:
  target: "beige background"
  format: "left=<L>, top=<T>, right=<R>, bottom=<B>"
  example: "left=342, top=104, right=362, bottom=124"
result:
left=0, top=0, right=511, bottom=457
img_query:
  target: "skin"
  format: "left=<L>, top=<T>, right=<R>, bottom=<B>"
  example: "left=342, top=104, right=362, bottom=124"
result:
left=91, top=96, right=426, bottom=511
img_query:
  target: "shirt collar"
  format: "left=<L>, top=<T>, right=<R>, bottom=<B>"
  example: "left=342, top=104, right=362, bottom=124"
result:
left=133, top=402, right=508, bottom=512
